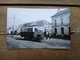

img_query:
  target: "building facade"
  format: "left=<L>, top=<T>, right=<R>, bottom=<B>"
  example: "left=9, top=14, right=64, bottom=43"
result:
left=51, top=8, right=70, bottom=39
left=36, top=20, right=52, bottom=34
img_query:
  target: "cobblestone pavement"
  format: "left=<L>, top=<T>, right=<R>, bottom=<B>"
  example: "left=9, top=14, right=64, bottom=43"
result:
left=7, top=35, right=71, bottom=49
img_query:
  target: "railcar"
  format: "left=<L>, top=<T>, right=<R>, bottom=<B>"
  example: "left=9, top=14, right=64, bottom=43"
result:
left=20, top=26, right=44, bottom=42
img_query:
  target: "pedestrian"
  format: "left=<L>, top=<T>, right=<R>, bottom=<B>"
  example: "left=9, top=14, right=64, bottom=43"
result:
left=48, top=33, right=51, bottom=39
left=46, top=34, right=48, bottom=39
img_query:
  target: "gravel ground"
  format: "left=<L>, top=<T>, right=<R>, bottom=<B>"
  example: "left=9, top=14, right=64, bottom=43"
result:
left=7, top=35, right=71, bottom=49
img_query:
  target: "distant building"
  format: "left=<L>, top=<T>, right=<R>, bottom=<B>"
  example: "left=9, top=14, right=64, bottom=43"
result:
left=17, top=24, right=24, bottom=34
left=51, top=8, right=70, bottom=38
left=35, top=20, right=52, bottom=34
left=20, top=20, right=52, bottom=34
left=7, top=26, right=13, bottom=34
left=7, top=25, right=18, bottom=35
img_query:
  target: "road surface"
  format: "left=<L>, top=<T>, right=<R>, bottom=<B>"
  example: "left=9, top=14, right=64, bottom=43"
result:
left=7, top=35, right=71, bottom=49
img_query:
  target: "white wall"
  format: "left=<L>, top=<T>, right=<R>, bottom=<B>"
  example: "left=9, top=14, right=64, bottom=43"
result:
left=52, top=12, right=70, bottom=26
left=52, top=11, right=70, bottom=35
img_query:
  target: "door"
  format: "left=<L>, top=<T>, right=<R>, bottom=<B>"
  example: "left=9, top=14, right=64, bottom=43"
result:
left=61, top=27, right=64, bottom=37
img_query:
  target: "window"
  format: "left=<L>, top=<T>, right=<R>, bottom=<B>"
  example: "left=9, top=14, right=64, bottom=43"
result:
left=35, top=28, right=38, bottom=32
left=28, top=28, right=33, bottom=32
left=55, top=20, right=56, bottom=26
left=61, top=18, right=63, bottom=25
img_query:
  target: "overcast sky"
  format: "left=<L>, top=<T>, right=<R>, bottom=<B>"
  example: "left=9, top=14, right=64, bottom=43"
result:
left=7, top=8, right=67, bottom=28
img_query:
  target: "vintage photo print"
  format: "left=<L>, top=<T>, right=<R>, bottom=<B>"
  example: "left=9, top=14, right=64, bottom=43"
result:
left=7, top=8, right=71, bottom=49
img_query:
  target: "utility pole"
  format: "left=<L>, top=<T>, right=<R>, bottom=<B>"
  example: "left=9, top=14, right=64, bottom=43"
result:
left=12, top=9, right=15, bottom=38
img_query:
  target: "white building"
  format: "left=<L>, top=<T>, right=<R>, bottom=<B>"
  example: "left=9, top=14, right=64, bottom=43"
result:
left=51, top=8, right=70, bottom=38
left=7, top=25, right=18, bottom=35
left=19, top=20, right=52, bottom=35
left=35, top=20, right=52, bottom=34
left=16, top=24, right=24, bottom=34
left=7, top=26, right=13, bottom=34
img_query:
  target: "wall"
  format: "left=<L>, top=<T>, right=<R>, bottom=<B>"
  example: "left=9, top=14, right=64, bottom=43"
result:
left=52, top=11, right=70, bottom=26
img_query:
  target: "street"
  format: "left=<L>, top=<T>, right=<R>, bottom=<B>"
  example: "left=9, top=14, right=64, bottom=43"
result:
left=7, top=35, right=71, bottom=49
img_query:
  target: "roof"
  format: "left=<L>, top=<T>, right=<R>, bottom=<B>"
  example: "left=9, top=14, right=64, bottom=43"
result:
left=51, top=8, right=70, bottom=17
left=21, top=20, right=51, bottom=28
left=36, top=20, right=50, bottom=26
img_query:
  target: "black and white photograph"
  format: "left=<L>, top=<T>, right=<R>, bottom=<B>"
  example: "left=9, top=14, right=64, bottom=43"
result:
left=7, top=8, right=71, bottom=49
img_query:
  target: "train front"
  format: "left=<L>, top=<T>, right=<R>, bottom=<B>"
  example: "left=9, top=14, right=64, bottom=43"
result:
left=20, top=26, right=44, bottom=42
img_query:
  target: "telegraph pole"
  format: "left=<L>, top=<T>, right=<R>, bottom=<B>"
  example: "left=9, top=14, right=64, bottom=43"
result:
left=12, top=9, right=15, bottom=38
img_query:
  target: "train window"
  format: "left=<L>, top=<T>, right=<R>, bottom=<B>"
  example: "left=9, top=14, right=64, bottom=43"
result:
left=28, top=28, right=30, bottom=32
left=28, top=28, right=33, bottom=32
left=30, top=28, right=33, bottom=32
left=35, top=28, right=38, bottom=31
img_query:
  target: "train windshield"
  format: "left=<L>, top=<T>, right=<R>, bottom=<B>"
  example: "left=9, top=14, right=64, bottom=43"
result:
left=28, top=28, right=33, bottom=32
left=21, top=27, right=33, bottom=32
